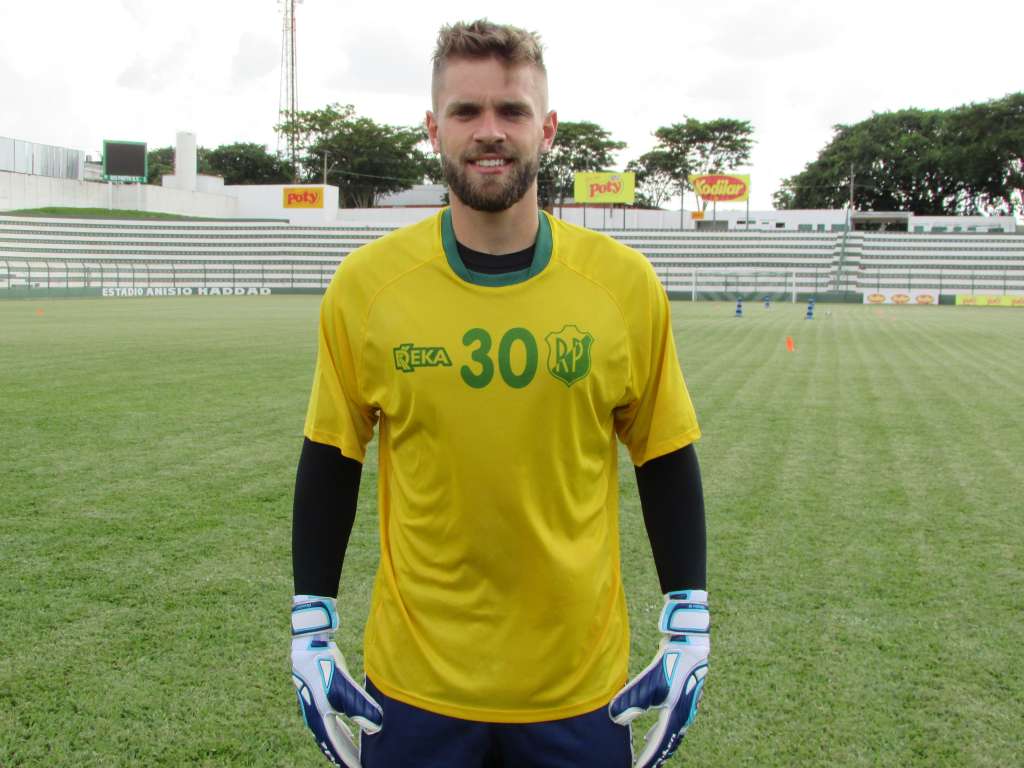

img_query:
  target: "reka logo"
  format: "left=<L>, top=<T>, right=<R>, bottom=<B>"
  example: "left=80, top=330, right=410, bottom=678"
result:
left=545, top=325, right=594, bottom=387
left=283, top=187, right=324, bottom=208
left=393, top=343, right=452, bottom=373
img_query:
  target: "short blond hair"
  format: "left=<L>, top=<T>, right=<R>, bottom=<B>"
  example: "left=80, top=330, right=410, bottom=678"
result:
left=431, top=20, right=546, bottom=108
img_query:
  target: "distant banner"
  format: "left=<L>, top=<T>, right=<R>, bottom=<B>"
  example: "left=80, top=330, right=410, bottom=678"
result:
left=283, top=187, right=324, bottom=208
left=863, top=290, right=939, bottom=306
left=573, top=172, right=635, bottom=204
left=955, top=294, right=1024, bottom=307
left=688, top=174, right=750, bottom=202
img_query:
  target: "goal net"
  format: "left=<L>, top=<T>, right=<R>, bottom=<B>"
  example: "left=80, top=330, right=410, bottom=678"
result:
left=691, top=269, right=797, bottom=302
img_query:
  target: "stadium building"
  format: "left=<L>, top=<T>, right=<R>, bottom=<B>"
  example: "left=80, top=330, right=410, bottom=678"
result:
left=2, top=131, right=1022, bottom=305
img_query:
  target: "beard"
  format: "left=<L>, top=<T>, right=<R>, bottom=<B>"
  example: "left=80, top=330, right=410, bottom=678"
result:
left=440, top=143, right=541, bottom=213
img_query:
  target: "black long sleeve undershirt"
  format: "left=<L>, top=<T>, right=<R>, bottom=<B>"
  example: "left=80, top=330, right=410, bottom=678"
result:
left=292, top=437, right=707, bottom=597
left=291, top=438, right=362, bottom=597
left=634, top=443, right=706, bottom=592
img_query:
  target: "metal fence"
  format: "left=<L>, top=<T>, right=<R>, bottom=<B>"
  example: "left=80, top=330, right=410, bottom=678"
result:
left=0, top=257, right=337, bottom=292
left=5, top=256, right=1023, bottom=299
left=0, top=136, right=85, bottom=180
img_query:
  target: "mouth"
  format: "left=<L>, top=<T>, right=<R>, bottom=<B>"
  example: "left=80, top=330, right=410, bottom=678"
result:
left=468, top=156, right=512, bottom=173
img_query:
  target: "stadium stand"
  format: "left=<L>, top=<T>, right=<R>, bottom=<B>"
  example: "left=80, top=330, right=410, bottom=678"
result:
left=1, top=214, right=1022, bottom=299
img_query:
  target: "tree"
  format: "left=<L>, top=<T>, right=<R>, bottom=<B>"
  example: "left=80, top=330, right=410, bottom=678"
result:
left=145, top=145, right=214, bottom=185
left=277, top=104, right=433, bottom=207
left=204, top=142, right=291, bottom=185
left=626, top=150, right=678, bottom=209
left=946, top=93, right=1024, bottom=214
left=538, top=121, right=626, bottom=208
left=774, top=110, right=957, bottom=214
left=145, top=146, right=176, bottom=185
left=775, top=94, right=1024, bottom=215
left=648, top=118, right=754, bottom=211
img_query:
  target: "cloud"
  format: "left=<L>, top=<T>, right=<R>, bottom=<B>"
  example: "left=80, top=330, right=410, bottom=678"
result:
left=115, top=41, right=190, bottom=92
left=700, top=1, right=836, bottom=60
left=116, top=57, right=154, bottom=90
left=232, top=33, right=278, bottom=85
left=325, top=30, right=426, bottom=97
left=119, top=0, right=151, bottom=24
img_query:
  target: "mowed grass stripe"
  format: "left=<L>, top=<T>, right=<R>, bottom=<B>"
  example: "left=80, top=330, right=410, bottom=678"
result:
left=870, top=310, right=1024, bottom=764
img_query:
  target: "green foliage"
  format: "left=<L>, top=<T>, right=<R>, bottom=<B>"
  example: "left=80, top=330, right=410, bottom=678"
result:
left=645, top=118, right=754, bottom=211
left=2, top=298, right=1022, bottom=766
left=945, top=93, right=1024, bottom=214
left=204, top=142, right=291, bottom=186
left=145, top=146, right=177, bottom=185
left=776, top=93, right=1024, bottom=214
left=626, top=149, right=678, bottom=209
left=276, top=104, right=432, bottom=207
left=539, top=120, right=626, bottom=208
left=145, top=146, right=214, bottom=186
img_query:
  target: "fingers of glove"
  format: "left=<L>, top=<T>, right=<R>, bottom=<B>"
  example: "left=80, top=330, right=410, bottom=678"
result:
left=292, top=673, right=362, bottom=768
left=609, top=655, right=670, bottom=725
left=633, top=665, right=708, bottom=768
left=293, top=643, right=384, bottom=734
left=323, top=655, right=384, bottom=734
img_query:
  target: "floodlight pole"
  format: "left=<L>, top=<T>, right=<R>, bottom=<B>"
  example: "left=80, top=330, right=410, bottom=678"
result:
left=849, top=164, right=855, bottom=210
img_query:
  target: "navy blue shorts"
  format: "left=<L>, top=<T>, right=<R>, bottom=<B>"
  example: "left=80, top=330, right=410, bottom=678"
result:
left=360, top=678, right=632, bottom=768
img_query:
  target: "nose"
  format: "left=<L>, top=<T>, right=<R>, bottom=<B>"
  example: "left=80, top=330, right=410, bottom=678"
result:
left=472, top=110, right=506, bottom=144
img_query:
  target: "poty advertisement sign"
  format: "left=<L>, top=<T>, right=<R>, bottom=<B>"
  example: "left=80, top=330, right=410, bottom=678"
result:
left=688, top=174, right=750, bottom=202
left=956, top=294, right=1024, bottom=307
left=283, top=187, right=324, bottom=208
left=863, top=290, right=939, bottom=306
left=573, top=172, right=635, bottom=204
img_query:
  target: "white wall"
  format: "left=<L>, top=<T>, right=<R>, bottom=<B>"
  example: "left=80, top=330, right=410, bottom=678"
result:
left=336, top=207, right=438, bottom=227
left=227, top=184, right=340, bottom=224
left=0, top=170, right=238, bottom=217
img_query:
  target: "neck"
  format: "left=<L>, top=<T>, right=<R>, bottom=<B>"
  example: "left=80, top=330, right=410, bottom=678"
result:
left=449, top=187, right=540, bottom=254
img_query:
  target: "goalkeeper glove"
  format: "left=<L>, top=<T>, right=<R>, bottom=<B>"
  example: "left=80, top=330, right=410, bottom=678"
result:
left=291, top=595, right=383, bottom=767
left=609, top=590, right=709, bottom=768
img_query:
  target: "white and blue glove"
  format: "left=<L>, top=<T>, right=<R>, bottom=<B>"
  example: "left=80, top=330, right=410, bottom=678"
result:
left=291, top=595, right=383, bottom=767
left=609, top=590, right=709, bottom=768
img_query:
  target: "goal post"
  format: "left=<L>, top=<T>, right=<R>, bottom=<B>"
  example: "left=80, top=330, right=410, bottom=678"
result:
left=691, top=268, right=797, bottom=302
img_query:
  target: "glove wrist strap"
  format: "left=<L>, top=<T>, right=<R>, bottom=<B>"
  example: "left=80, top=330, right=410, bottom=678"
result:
left=291, top=595, right=339, bottom=637
left=660, top=589, right=710, bottom=635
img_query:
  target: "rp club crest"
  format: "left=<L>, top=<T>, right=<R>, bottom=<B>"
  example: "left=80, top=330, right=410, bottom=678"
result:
left=545, top=325, right=594, bottom=387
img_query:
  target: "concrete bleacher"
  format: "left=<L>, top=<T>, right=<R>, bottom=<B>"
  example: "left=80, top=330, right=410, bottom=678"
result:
left=0, top=216, right=396, bottom=293
left=858, top=232, right=1024, bottom=296
left=610, top=229, right=839, bottom=297
left=2, top=214, right=1023, bottom=299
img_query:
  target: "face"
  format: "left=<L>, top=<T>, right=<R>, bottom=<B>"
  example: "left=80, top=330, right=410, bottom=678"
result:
left=427, top=56, right=557, bottom=213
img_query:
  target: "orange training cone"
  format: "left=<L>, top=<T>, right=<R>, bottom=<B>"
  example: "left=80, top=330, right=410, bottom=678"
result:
left=35, top=308, right=45, bottom=316
left=785, top=336, right=795, bottom=352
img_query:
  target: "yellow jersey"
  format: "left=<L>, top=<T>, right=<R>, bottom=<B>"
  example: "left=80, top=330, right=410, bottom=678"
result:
left=304, top=209, right=700, bottom=722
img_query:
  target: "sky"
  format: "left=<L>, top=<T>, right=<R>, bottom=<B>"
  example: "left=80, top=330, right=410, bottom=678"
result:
left=2, top=0, right=1020, bottom=211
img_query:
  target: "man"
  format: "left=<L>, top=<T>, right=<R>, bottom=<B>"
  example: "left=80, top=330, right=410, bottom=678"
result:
left=290, top=20, right=708, bottom=768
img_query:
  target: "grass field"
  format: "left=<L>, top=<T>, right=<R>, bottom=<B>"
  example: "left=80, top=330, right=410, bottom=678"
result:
left=1, top=297, right=1021, bottom=767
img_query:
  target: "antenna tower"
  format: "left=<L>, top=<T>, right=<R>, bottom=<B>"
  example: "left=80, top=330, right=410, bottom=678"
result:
left=278, top=0, right=301, bottom=182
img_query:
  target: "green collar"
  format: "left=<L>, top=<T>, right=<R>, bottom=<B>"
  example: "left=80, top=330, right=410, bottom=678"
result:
left=440, top=208, right=552, bottom=287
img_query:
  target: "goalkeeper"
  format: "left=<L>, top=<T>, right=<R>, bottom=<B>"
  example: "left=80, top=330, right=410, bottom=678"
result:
left=290, top=19, right=708, bottom=768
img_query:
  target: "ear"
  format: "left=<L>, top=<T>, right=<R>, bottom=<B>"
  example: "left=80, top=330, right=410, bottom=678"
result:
left=541, top=110, right=558, bottom=153
left=425, top=111, right=441, bottom=153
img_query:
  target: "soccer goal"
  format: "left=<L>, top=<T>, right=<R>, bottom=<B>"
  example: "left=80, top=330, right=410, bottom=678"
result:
left=691, top=269, right=798, bottom=302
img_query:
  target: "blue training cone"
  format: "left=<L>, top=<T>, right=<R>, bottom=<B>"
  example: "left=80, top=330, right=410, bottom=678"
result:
left=735, top=299, right=743, bottom=318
